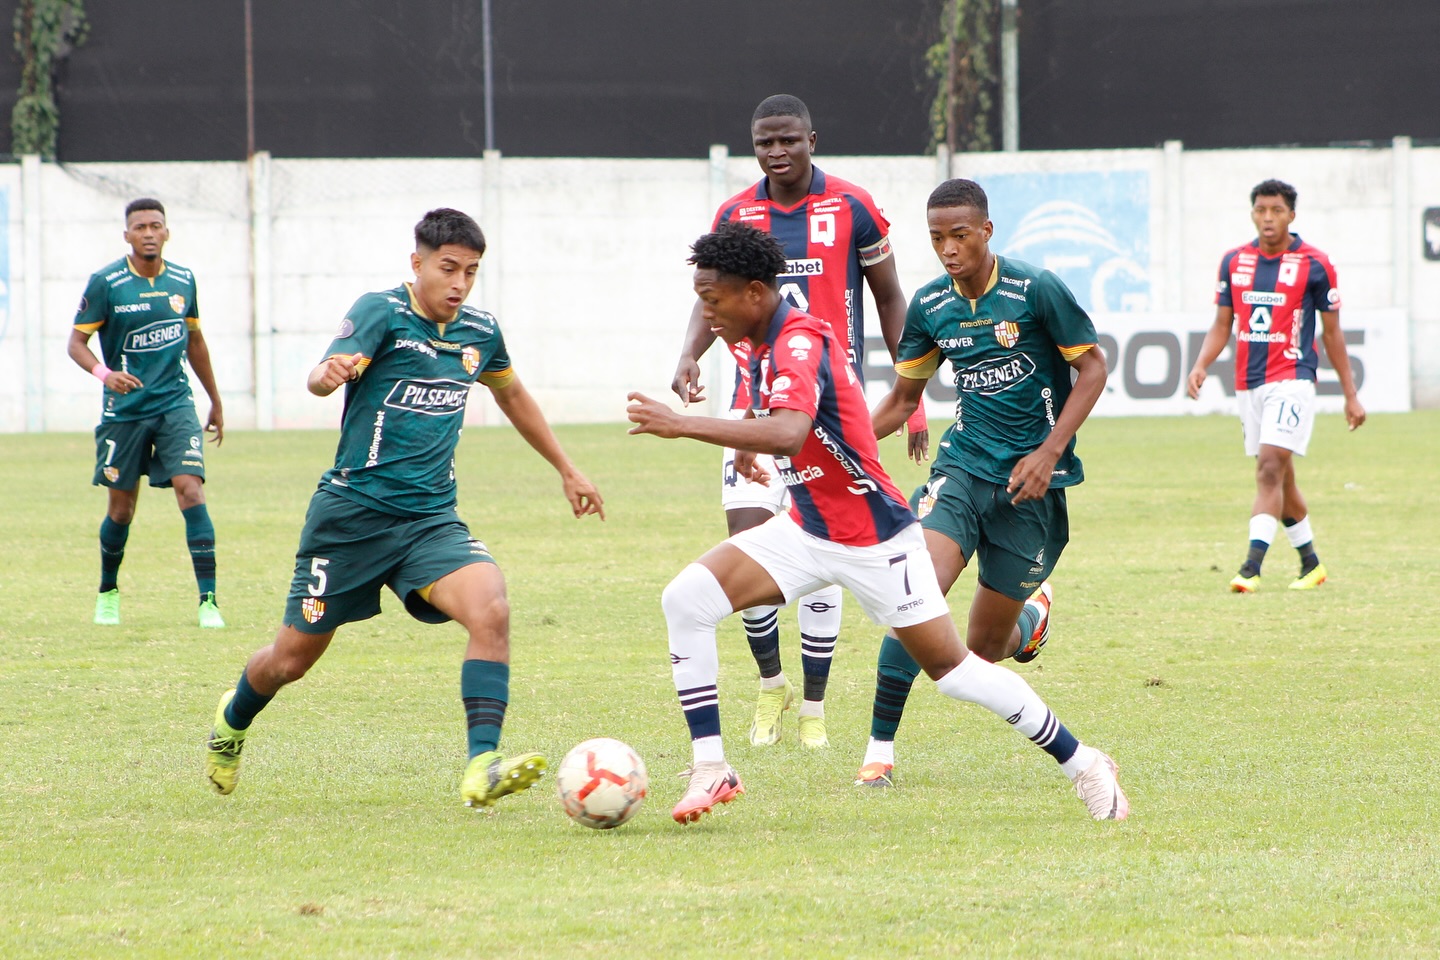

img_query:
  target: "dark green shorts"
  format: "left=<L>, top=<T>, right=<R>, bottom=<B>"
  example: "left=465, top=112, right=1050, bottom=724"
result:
left=912, top=469, right=1069, bottom=601
left=283, top=488, right=496, bottom=634
left=92, top=406, right=206, bottom=489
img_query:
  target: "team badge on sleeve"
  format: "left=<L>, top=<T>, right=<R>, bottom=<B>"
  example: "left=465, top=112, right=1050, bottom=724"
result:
left=994, top=321, right=1021, bottom=348
left=337, top=319, right=355, bottom=338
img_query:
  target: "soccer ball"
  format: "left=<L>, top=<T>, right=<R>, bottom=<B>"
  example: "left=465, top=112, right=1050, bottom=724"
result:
left=556, top=737, right=648, bottom=829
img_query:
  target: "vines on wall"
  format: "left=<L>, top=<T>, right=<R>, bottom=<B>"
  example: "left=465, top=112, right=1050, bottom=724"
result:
left=12, top=0, right=88, bottom=158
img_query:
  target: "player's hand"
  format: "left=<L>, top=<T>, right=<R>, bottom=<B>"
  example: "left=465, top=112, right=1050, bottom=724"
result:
left=562, top=470, right=605, bottom=520
left=206, top=403, right=225, bottom=446
left=733, top=449, right=770, bottom=486
left=313, top=353, right=361, bottom=394
left=670, top=358, right=705, bottom=406
left=1185, top=367, right=1205, bottom=400
left=625, top=392, right=684, bottom=438
left=1344, top=396, right=1367, bottom=431
left=904, top=406, right=929, bottom=463
left=1007, top=448, right=1060, bottom=504
left=105, top=371, right=143, bottom=395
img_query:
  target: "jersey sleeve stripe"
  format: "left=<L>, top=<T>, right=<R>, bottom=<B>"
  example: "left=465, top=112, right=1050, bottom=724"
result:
left=896, top=348, right=941, bottom=379
left=74, top=320, right=104, bottom=333
left=478, top=366, right=515, bottom=388
left=1057, top=343, right=1095, bottom=362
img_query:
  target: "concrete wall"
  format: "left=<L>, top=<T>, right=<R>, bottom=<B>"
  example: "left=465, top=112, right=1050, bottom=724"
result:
left=3, top=140, right=1435, bottom=434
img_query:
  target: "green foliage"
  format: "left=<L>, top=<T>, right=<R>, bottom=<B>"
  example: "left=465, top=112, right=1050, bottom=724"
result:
left=927, top=0, right=997, bottom=154
left=11, top=0, right=88, bottom=158
left=1, top=414, right=1438, bottom=957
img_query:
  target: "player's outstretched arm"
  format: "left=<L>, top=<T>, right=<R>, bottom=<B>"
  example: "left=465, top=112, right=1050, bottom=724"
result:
left=870, top=375, right=928, bottom=440
left=1187, top=307, right=1235, bottom=399
left=308, top=353, right=361, bottom=397
left=670, top=301, right=715, bottom=406
left=1318, top=310, right=1367, bottom=431
left=1007, top=345, right=1107, bottom=504
left=627, top=392, right=810, bottom=456
left=185, top=329, right=225, bottom=445
left=490, top=374, right=605, bottom=519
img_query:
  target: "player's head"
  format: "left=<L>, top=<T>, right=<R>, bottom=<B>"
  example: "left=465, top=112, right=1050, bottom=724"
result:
left=688, top=221, right=788, bottom=345
left=1250, top=178, right=1297, bottom=212
left=123, top=198, right=169, bottom=261
left=1249, top=179, right=1297, bottom=250
left=751, top=94, right=816, bottom=194
left=926, top=179, right=994, bottom=288
left=410, top=208, right=485, bottom=322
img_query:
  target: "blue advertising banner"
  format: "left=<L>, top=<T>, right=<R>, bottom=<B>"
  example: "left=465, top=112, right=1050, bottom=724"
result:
left=982, top=171, right=1151, bottom=314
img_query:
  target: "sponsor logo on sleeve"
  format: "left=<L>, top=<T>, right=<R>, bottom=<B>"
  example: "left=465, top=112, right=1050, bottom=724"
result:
left=337, top=318, right=355, bottom=338
left=1327, top=289, right=1341, bottom=304
left=786, top=335, right=813, bottom=361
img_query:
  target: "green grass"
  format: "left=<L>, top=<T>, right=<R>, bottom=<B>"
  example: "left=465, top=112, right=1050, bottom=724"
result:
left=1, top=412, right=1436, bottom=958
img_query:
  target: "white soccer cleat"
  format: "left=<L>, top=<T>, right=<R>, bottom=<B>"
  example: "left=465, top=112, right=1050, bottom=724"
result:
left=1073, top=751, right=1129, bottom=820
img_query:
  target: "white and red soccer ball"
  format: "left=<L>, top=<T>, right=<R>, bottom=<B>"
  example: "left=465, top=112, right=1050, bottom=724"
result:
left=556, top=737, right=648, bottom=829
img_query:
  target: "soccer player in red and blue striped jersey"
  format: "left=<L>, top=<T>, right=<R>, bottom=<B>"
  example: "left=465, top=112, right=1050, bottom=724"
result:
left=1188, top=179, right=1366, bottom=592
left=670, top=95, right=923, bottom=750
left=629, top=222, right=1128, bottom=825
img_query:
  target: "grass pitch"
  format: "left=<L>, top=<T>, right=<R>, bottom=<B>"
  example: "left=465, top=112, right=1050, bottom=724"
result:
left=1, top=412, right=1436, bottom=958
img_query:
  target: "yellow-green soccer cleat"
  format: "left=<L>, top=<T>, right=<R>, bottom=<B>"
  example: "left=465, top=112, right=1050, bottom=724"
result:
left=198, top=593, right=226, bottom=629
left=748, top=678, right=794, bottom=746
left=797, top=713, right=829, bottom=749
left=1229, top=572, right=1260, bottom=593
left=1289, top=563, right=1328, bottom=591
left=206, top=689, right=246, bottom=796
left=94, top=589, right=121, bottom=626
left=462, top=751, right=547, bottom=809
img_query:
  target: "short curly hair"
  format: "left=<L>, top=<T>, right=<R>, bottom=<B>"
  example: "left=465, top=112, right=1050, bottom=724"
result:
left=1250, top=179, right=1297, bottom=211
left=927, top=178, right=988, bottom=217
left=687, top=221, right=788, bottom=285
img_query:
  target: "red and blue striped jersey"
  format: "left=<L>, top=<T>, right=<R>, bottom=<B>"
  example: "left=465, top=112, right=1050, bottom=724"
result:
left=1215, top=234, right=1340, bottom=390
left=716, top=168, right=892, bottom=409
left=748, top=302, right=913, bottom=547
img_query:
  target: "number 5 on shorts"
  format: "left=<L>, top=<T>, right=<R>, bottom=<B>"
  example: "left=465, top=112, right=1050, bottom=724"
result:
left=308, top=557, right=330, bottom=596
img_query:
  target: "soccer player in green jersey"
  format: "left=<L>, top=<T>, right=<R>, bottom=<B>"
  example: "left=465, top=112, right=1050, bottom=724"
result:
left=854, top=180, right=1117, bottom=813
left=204, top=208, right=605, bottom=808
left=67, top=198, right=226, bottom=628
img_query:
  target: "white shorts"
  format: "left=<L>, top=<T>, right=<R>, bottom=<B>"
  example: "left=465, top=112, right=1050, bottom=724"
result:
left=720, top=411, right=789, bottom=514
left=726, top=513, right=946, bottom=629
left=1238, top=379, right=1315, bottom=457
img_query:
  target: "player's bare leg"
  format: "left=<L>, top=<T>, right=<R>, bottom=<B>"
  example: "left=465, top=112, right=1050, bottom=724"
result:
left=428, top=563, right=546, bottom=809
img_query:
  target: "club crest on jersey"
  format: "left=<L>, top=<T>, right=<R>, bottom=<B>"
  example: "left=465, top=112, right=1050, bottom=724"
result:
left=301, top=597, right=327, bottom=624
left=461, top=346, right=480, bottom=375
left=994, top=321, right=1021, bottom=348
left=169, top=294, right=186, bottom=315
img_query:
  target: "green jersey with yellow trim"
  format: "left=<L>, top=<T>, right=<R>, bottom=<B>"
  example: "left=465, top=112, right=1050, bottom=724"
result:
left=73, top=256, right=201, bottom=422
left=317, top=284, right=513, bottom=517
left=897, top=256, right=1097, bottom=489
